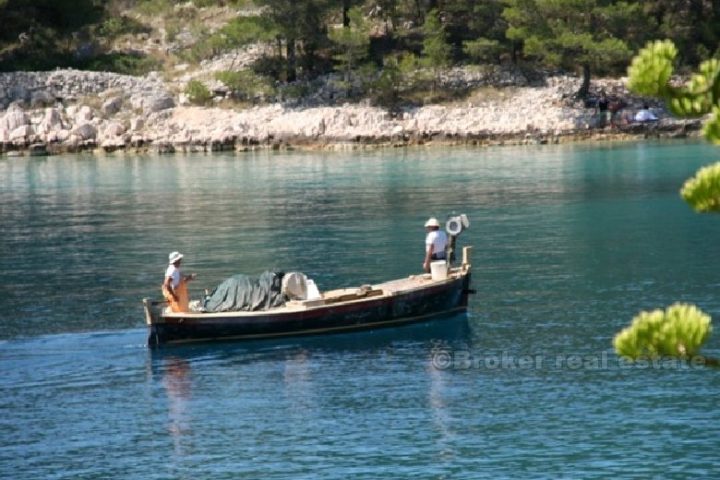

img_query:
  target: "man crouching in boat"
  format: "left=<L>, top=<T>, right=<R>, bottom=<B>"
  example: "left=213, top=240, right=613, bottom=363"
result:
left=423, top=217, right=448, bottom=273
left=162, top=251, right=196, bottom=312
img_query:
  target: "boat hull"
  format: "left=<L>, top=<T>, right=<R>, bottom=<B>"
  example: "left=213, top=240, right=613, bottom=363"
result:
left=146, top=272, right=471, bottom=346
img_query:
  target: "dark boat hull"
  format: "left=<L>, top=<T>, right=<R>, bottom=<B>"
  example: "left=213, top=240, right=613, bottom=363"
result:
left=147, top=272, right=471, bottom=346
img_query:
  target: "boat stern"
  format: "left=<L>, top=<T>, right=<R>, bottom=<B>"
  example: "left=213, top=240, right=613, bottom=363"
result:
left=143, top=298, right=166, bottom=347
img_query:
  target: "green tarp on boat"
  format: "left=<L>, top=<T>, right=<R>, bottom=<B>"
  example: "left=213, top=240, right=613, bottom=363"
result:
left=202, top=271, right=285, bottom=313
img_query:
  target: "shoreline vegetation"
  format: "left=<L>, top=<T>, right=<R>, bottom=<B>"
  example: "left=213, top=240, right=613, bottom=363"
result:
left=1, top=1, right=717, bottom=156
left=0, top=68, right=703, bottom=157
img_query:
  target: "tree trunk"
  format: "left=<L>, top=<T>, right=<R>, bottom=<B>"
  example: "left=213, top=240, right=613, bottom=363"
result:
left=414, top=0, right=424, bottom=24
left=577, top=63, right=591, bottom=99
left=342, top=0, right=350, bottom=27
left=286, top=38, right=297, bottom=83
left=511, top=41, right=519, bottom=64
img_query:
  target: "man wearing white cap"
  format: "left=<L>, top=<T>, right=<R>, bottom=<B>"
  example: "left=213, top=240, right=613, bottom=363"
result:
left=162, top=251, right=196, bottom=312
left=423, top=217, right=448, bottom=273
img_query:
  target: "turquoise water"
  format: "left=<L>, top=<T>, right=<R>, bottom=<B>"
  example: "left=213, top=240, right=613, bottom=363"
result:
left=2, top=142, right=720, bottom=478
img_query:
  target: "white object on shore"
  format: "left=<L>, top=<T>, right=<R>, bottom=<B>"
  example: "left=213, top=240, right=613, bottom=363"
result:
left=634, top=109, right=658, bottom=122
left=430, top=261, right=448, bottom=281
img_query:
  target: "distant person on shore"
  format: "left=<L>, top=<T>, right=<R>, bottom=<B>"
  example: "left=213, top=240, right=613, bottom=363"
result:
left=608, top=98, right=627, bottom=127
left=595, top=90, right=609, bottom=126
left=162, top=251, right=196, bottom=312
left=634, top=104, right=658, bottom=123
left=423, top=217, right=448, bottom=273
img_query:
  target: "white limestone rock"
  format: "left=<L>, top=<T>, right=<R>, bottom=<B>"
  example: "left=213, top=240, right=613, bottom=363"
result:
left=75, top=105, right=94, bottom=123
left=102, top=121, right=126, bottom=139
left=145, top=94, right=175, bottom=113
left=1, top=105, right=29, bottom=131
left=130, top=117, right=144, bottom=131
left=101, top=97, right=122, bottom=116
left=46, top=129, right=70, bottom=143
left=101, top=136, right=127, bottom=150
left=72, top=123, right=97, bottom=140
left=38, top=108, right=64, bottom=134
left=9, top=124, right=33, bottom=142
left=30, top=90, right=55, bottom=108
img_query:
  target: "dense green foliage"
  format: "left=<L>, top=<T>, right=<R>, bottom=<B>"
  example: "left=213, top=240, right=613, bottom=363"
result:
left=0, top=0, right=106, bottom=71
left=504, top=0, right=640, bottom=96
left=614, top=303, right=712, bottom=360
left=1, top=0, right=720, bottom=95
left=681, top=163, right=720, bottom=213
left=328, top=6, right=371, bottom=95
left=421, top=9, right=451, bottom=89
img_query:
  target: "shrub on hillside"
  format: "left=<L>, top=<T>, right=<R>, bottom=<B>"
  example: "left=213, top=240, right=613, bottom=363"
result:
left=83, top=52, right=161, bottom=75
left=97, top=16, right=150, bottom=39
left=185, top=80, right=213, bottom=105
left=185, top=16, right=276, bottom=63
left=215, top=70, right=275, bottom=101
left=136, top=0, right=173, bottom=16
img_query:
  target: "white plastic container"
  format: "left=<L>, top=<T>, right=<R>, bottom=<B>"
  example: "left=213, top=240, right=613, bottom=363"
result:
left=430, top=260, right=448, bottom=281
left=306, top=279, right=322, bottom=300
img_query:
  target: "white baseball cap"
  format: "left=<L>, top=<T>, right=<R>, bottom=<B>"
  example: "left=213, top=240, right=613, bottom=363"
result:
left=424, top=217, right=440, bottom=228
left=168, top=251, right=184, bottom=264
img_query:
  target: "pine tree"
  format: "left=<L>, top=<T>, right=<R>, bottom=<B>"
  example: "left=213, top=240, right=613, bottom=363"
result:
left=255, top=0, right=330, bottom=82
left=328, top=6, right=371, bottom=97
left=421, top=8, right=451, bottom=92
left=639, top=0, right=720, bottom=66
left=504, top=0, right=640, bottom=97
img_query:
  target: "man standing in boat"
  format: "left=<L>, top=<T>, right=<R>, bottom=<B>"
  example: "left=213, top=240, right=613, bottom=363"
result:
left=423, top=217, right=448, bottom=273
left=162, top=251, right=196, bottom=312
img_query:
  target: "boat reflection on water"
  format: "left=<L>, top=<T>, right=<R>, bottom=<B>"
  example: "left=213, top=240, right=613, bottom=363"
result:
left=150, top=313, right=471, bottom=463
left=427, top=347, right=454, bottom=464
left=161, top=356, right=193, bottom=459
left=282, top=349, right=319, bottom=419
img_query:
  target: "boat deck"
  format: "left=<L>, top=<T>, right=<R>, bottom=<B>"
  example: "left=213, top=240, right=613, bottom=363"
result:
left=158, top=268, right=467, bottom=319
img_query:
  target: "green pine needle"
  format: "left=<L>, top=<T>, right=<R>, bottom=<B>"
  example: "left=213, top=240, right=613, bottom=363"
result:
left=614, top=303, right=712, bottom=360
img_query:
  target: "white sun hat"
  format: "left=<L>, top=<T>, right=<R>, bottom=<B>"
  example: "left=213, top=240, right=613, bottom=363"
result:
left=424, top=217, right=440, bottom=228
left=168, top=251, right=184, bottom=264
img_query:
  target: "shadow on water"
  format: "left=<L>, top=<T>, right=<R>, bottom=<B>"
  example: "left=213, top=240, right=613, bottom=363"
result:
left=148, top=313, right=471, bottom=369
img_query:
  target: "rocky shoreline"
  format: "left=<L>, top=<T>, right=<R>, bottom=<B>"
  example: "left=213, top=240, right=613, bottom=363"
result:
left=0, top=68, right=702, bottom=157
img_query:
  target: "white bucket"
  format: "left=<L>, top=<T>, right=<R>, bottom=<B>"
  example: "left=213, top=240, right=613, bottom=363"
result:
left=430, top=260, right=448, bottom=281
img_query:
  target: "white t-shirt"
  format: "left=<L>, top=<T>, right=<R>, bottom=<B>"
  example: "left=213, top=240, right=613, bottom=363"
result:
left=165, top=264, right=181, bottom=288
left=635, top=109, right=657, bottom=122
left=425, top=230, right=448, bottom=255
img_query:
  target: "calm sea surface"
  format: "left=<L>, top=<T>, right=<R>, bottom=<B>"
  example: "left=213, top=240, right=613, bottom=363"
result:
left=2, top=141, right=720, bottom=478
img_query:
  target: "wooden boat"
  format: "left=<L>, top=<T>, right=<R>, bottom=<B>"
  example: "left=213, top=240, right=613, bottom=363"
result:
left=143, top=247, right=473, bottom=347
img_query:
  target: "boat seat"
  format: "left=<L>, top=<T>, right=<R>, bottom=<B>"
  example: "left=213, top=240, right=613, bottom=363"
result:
left=328, top=288, right=384, bottom=303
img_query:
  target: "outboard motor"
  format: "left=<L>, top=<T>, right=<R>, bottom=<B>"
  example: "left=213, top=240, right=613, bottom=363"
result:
left=445, top=214, right=469, bottom=265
